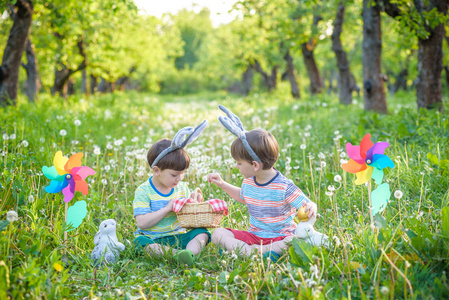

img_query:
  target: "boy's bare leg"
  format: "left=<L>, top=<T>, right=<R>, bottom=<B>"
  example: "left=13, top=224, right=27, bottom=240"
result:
left=260, top=235, right=295, bottom=255
left=211, top=228, right=253, bottom=256
left=145, top=243, right=176, bottom=255
left=186, top=233, right=209, bottom=255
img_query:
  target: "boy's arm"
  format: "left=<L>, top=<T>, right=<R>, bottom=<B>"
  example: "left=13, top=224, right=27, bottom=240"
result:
left=207, top=173, right=245, bottom=204
left=135, top=199, right=174, bottom=229
left=285, top=181, right=317, bottom=218
left=133, top=187, right=175, bottom=229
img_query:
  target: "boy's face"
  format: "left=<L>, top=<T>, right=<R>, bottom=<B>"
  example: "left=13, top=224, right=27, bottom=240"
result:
left=235, top=159, right=258, bottom=178
left=154, top=168, right=185, bottom=189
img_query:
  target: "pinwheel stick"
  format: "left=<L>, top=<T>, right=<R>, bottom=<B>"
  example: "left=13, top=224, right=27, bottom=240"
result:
left=64, top=202, right=68, bottom=252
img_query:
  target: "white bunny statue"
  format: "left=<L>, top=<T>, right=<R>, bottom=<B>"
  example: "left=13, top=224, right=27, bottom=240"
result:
left=295, top=216, right=330, bottom=248
left=91, top=219, right=125, bottom=265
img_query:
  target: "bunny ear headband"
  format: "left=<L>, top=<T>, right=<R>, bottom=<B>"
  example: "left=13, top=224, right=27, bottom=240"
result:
left=151, top=120, right=208, bottom=168
left=218, top=105, right=261, bottom=163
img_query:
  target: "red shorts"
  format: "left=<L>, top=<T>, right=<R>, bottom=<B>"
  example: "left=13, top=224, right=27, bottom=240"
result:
left=226, top=228, right=287, bottom=245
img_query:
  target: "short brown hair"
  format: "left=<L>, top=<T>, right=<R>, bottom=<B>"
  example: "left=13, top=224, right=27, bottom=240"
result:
left=231, top=129, right=279, bottom=170
left=147, top=138, right=190, bottom=171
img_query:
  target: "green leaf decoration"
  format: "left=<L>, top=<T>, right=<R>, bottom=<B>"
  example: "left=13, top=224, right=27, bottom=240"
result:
left=371, top=183, right=391, bottom=216
left=371, top=167, right=384, bottom=185
left=66, top=201, right=88, bottom=232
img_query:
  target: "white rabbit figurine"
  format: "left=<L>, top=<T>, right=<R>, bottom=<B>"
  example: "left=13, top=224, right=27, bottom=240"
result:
left=91, top=219, right=125, bottom=265
left=295, top=216, right=330, bottom=248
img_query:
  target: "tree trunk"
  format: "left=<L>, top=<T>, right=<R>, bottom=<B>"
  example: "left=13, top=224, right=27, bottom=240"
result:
left=51, top=38, right=88, bottom=97
left=284, top=49, right=300, bottom=98
left=81, top=69, right=89, bottom=95
left=254, top=60, right=278, bottom=91
left=301, top=42, right=323, bottom=94
left=98, top=78, right=115, bottom=93
left=393, top=68, right=408, bottom=93
left=90, top=75, right=98, bottom=94
left=67, top=77, right=76, bottom=95
left=331, top=2, right=353, bottom=105
left=22, top=37, right=40, bottom=102
left=415, top=1, right=447, bottom=111
left=0, top=1, right=33, bottom=106
left=116, top=66, right=136, bottom=91
left=52, top=65, right=70, bottom=96
left=242, top=64, right=254, bottom=95
left=301, top=15, right=323, bottom=94
left=362, top=0, right=387, bottom=113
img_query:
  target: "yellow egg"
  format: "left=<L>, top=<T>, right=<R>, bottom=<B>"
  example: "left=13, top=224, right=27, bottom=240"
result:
left=297, top=206, right=310, bottom=222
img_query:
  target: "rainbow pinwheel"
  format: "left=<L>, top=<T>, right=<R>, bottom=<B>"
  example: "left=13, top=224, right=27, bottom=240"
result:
left=42, top=151, right=95, bottom=203
left=341, top=134, right=395, bottom=185
left=341, top=133, right=396, bottom=218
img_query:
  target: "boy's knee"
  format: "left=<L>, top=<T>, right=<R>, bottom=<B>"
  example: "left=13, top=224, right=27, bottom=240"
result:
left=211, top=228, right=227, bottom=244
left=197, top=233, right=209, bottom=243
left=282, top=235, right=294, bottom=243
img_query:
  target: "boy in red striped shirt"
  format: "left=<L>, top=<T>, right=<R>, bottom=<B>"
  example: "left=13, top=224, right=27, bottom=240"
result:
left=207, top=128, right=317, bottom=262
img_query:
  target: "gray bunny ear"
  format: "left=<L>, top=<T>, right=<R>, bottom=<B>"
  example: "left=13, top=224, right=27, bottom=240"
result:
left=180, top=120, right=208, bottom=148
left=172, top=127, right=194, bottom=149
left=219, top=105, right=245, bottom=132
left=218, top=116, right=245, bottom=139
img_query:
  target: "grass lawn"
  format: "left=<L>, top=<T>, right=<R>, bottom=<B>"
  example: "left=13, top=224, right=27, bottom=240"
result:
left=1, top=89, right=448, bottom=299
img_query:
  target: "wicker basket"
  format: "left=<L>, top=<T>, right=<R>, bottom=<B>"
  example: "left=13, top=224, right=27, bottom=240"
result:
left=176, top=202, right=224, bottom=228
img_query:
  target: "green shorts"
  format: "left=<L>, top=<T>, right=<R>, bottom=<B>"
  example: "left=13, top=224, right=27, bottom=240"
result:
left=134, top=228, right=211, bottom=250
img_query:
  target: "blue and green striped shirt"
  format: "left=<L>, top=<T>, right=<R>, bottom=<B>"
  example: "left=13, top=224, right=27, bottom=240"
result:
left=133, top=177, right=190, bottom=238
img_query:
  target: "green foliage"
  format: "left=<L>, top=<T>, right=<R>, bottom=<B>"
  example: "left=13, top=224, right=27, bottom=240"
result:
left=170, top=8, right=213, bottom=70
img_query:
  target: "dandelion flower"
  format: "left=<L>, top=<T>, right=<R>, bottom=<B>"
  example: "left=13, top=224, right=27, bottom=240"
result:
left=380, top=286, right=389, bottom=296
left=53, top=262, right=63, bottom=272
left=101, top=179, right=108, bottom=185
left=94, top=148, right=101, bottom=155
left=6, top=210, right=18, bottom=222
left=28, top=195, right=35, bottom=203
left=334, top=175, right=342, bottom=182
left=22, top=140, right=29, bottom=147
left=300, top=144, right=306, bottom=150
left=74, top=119, right=81, bottom=126
left=327, top=185, right=336, bottom=192
left=394, top=190, right=403, bottom=199
left=9, top=134, right=16, bottom=140
left=59, top=130, right=67, bottom=136
left=2, top=134, right=9, bottom=140
left=320, top=161, right=327, bottom=168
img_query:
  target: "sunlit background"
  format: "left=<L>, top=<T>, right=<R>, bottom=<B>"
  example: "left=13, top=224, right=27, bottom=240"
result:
left=134, top=0, right=240, bottom=27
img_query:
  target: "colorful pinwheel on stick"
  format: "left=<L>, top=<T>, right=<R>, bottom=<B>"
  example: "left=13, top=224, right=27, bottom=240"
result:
left=341, top=134, right=395, bottom=224
left=42, top=151, right=95, bottom=232
left=43, top=151, right=95, bottom=203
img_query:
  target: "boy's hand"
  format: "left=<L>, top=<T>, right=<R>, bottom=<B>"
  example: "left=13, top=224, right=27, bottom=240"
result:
left=303, top=201, right=317, bottom=218
left=207, top=173, right=224, bottom=188
left=166, top=198, right=176, bottom=212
